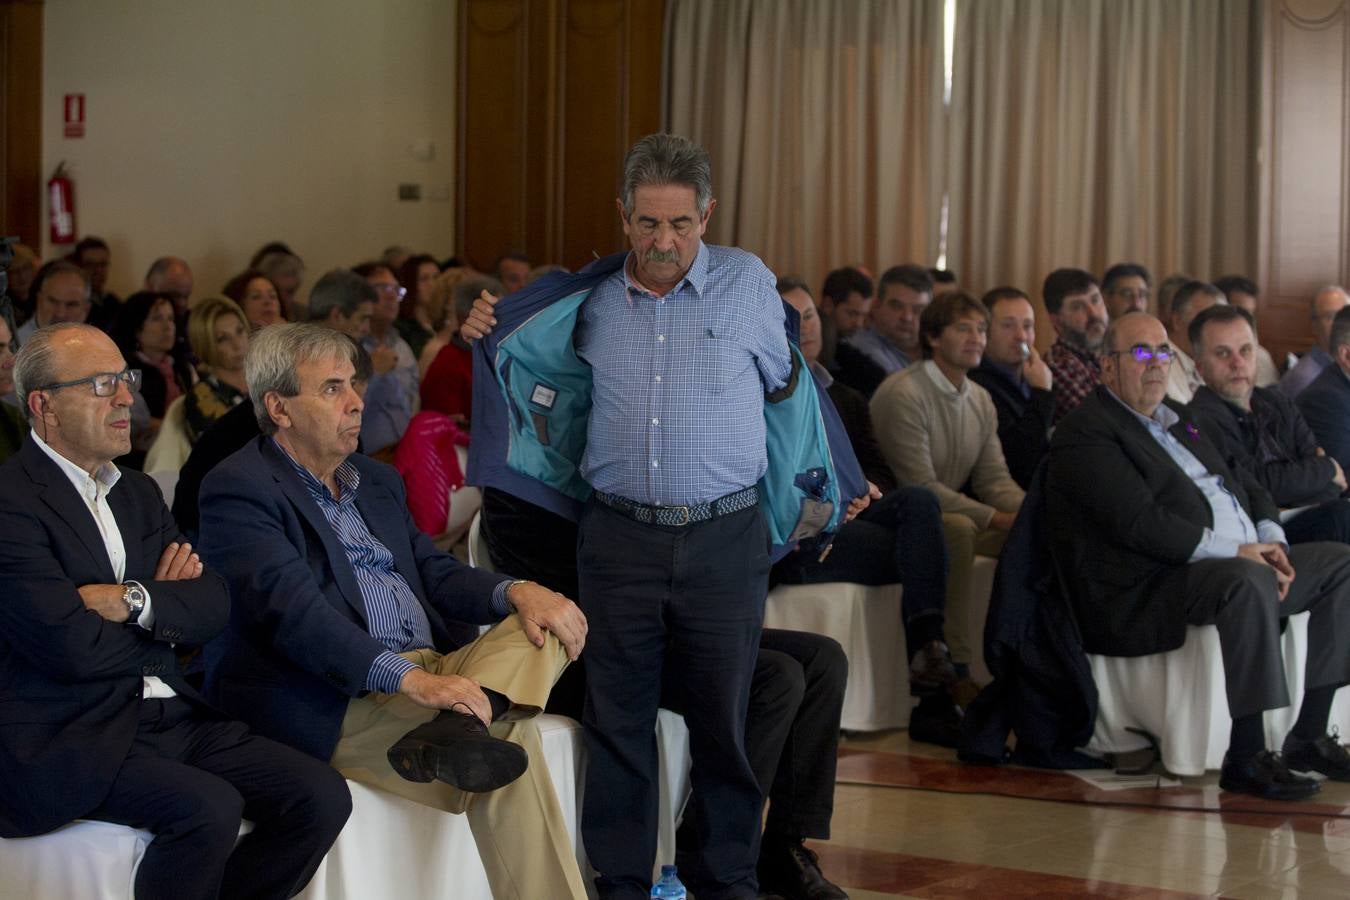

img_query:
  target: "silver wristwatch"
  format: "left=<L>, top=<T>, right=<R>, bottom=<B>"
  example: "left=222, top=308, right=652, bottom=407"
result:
left=122, top=580, right=148, bottom=617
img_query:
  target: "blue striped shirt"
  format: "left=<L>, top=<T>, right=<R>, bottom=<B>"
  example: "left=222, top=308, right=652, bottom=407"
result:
left=574, top=243, right=791, bottom=506
left=1110, top=393, right=1287, bottom=558
left=277, top=442, right=510, bottom=694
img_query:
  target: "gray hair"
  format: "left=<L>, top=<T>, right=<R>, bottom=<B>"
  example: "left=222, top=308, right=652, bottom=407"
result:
left=305, top=269, right=376, bottom=323
left=620, top=133, right=713, bottom=219
left=256, top=250, right=304, bottom=283
left=453, top=275, right=504, bottom=321
left=246, top=323, right=359, bottom=435
left=13, top=322, right=102, bottom=421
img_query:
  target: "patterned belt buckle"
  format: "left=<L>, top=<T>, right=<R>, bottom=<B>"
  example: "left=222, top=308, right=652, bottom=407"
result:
left=668, top=505, right=690, bottom=526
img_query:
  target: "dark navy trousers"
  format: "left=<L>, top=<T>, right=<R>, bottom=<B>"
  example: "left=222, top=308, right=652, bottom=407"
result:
left=579, top=498, right=768, bottom=900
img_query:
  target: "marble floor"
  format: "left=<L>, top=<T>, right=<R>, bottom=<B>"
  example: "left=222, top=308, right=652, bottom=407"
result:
left=810, top=730, right=1350, bottom=898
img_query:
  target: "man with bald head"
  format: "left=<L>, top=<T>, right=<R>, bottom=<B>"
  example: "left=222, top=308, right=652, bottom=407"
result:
left=144, top=256, right=194, bottom=317
left=1048, top=311, right=1350, bottom=800
left=0, top=323, right=350, bottom=899
left=1282, top=285, right=1349, bottom=399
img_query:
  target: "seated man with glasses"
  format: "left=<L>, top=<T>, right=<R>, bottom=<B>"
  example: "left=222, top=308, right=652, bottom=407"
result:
left=0, top=323, right=351, bottom=900
left=353, top=262, right=418, bottom=456
left=1047, top=311, right=1350, bottom=800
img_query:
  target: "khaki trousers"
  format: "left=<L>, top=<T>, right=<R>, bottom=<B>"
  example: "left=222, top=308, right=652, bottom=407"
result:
left=330, top=617, right=588, bottom=900
left=941, top=513, right=1007, bottom=665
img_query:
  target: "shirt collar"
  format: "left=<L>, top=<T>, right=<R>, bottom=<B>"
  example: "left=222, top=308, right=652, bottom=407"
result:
left=31, top=428, right=121, bottom=498
left=922, top=359, right=969, bottom=398
left=1105, top=385, right=1179, bottom=431
left=621, top=241, right=709, bottom=305
left=272, top=437, right=360, bottom=503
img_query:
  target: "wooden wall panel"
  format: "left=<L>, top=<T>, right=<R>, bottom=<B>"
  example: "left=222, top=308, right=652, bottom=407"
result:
left=0, top=0, right=43, bottom=249
left=458, top=0, right=664, bottom=273
left=1261, top=0, right=1350, bottom=360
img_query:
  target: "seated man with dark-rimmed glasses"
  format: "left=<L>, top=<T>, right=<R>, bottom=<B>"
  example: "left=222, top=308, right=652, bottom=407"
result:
left=1047, top=311, right=1350, bottom=801
left=0, top=322, right=351, bottom=900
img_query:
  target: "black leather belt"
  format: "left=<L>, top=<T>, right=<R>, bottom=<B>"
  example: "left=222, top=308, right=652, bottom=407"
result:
left=592, top=485, right=760, bottom=527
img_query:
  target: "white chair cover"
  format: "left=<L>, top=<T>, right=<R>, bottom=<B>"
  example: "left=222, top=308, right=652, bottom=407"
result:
left=764, top=582, right=910, bottom=731
left=1085, top=611, right=1350, bottom=776
left=0, top=713, right=693, bottom=900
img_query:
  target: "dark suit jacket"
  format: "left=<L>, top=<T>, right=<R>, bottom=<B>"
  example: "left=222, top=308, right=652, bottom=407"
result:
left=199, top=437, right=508, bottom=761
left=969, top=360, right=1054, bottom=490
left=831, top=340, right=888, bottom=399
left=172, top=397, right=260, bottom=540
left=1297, top=363, right=1350, bottom=479
left=1047, top=386, right=1278, bottom=657
left=1189, top=385, right=1340, bottom=509
left=0, top=440, right=228, bottom=837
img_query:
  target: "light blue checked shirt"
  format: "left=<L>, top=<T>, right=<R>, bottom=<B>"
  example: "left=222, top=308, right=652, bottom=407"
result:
left=1108, top=392, right=1287, bottom=559
left=575, top=243, right=791, bottom=506
left=276, top=441, right=510, bottom=694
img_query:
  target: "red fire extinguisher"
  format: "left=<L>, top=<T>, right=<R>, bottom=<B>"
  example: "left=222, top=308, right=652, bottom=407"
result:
left=48, top=162, right=76, bottom=245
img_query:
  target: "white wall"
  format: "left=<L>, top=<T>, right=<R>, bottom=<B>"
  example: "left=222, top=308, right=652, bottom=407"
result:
left=41, top=0, right=459, bottom=303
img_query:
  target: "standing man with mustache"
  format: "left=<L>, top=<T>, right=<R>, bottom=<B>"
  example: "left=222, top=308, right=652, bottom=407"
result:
left=1044, top=268, right=1110, bottom=423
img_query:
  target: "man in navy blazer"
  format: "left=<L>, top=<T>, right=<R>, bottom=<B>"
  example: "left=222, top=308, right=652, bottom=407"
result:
left=0, top=324, right=350, bottom=900
left=1298, top=306, right=1350, bottom=479
left=199, top=323, right=589, bottom=899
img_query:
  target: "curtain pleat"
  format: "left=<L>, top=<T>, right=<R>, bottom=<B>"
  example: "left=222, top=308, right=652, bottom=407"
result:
left=665, top=0, right=947, bottom=293
left=947, top=0, right=1260, bottom=336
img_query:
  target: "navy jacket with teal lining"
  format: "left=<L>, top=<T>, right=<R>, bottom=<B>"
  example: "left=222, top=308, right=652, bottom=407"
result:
left=466, top=250, right=867, bottom=559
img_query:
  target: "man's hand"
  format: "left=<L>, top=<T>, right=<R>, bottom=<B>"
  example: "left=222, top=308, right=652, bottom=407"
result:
left=77, top=584, right=131, bottom=623
left=459, top=290, right=501, bottom=342
left=398, top=668, right=492, bottom=723
left=370, top=344, right=399, bottom=376
left=1023, top=348, right=1053, bottom=391
left=155, top=542, right=203, bottom=581
left=508, top=581, right=588, bottom=660
left=843, top=482, right=883, bottom=524
left=1332, top=457, right=1347, bottom=492
left=1237, top=542, right=1295, bottom=601
left=990, top=509, right=1018, bottom=532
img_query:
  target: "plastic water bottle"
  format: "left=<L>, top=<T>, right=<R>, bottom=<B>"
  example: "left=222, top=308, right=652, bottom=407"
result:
left=650, top=864, right=687, bottom=899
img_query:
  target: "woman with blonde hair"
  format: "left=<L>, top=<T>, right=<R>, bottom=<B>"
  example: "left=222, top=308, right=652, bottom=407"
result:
left=184, top=295, right=251, bottom=443
left=417, top=266, right=476, bottom=377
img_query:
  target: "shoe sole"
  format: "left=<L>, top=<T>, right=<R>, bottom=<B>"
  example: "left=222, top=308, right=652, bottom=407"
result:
left=387, top=737, right=529, bottom=792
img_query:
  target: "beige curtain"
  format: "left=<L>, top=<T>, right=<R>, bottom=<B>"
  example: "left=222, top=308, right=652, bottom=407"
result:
left=664, top=0, right=947, bottom=294
left=947, top=0, right=1260, bottom=319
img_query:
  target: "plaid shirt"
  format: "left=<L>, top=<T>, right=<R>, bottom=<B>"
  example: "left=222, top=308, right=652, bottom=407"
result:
left=1047, top=338, right=1102, bottom=423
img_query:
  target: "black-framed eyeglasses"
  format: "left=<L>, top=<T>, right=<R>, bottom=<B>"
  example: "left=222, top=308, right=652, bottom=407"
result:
left=39, top=368, right=142, bottom=397
left=1112, top=344, right=1173, bottom=364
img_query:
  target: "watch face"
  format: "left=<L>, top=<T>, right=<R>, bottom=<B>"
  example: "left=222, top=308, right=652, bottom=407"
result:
left=125, top=584, right=147, bottom=611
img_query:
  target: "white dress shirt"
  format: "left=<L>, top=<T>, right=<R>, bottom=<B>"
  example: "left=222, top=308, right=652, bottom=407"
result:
left=31, top=431, right=176, bottom=699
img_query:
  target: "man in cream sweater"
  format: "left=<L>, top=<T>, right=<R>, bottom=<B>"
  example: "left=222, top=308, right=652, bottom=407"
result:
left=870, top=291, right=1025, bottom=677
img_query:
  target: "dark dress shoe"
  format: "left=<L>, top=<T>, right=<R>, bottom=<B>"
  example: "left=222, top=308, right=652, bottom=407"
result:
left=1283, top=731, right=1350, bottom=781
left=1219, top=750, right=1320, bottom=801
left=907, top=696, right=963, bottom=749
left=387, top=709, right=528, bottom=792
left=909, top=639, right=958, bottom=693
left=758, top=838, right=848, bottom=900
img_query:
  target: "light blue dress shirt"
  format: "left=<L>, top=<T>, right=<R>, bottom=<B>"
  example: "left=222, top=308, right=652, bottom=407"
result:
left=574, top=243, right=791, bottom=507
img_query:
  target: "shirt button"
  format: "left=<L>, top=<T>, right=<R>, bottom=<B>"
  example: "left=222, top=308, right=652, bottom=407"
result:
left=651, top=418, right=660, bottom=425
left=657, top=334, right=666, bottom=343
left=651, top=460, right=659, bottom=468
left=655, top=375, right=662, bottom=383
